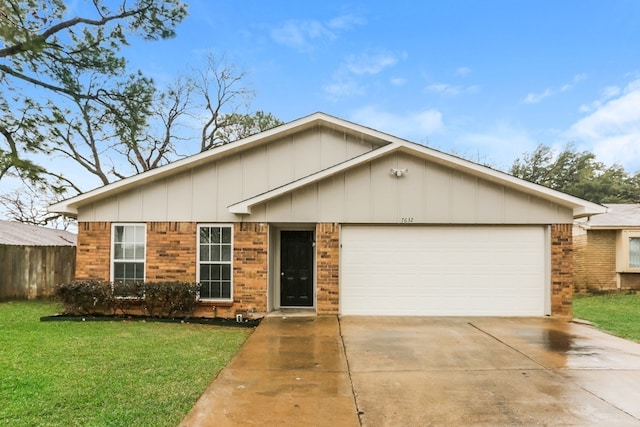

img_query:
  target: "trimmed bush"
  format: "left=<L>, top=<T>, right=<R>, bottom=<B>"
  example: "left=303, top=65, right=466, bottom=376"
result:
left=54, top=281, right=201, bottom=318
left=54, top=280, right=113, bottom=315
left=144, top=282, right=199, bottom=318
left=112, top=281, right=145, bottom=316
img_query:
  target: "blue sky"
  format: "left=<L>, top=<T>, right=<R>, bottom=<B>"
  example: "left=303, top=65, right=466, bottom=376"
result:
left=5, top=0, right=640, bottom=202
left=117, top=0, right=640, bottom=174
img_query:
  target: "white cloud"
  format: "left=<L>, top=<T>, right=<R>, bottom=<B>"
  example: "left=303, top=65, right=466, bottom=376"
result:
left=322, top=80, right=365, bottom=98
left=455, top=67, right=471, bottom=77
left=271, top=20, right=333, bottom=51
left=346, top=51, right=398, bottom=75
left=602, top=85, right=622, bottom=99
left=323, top=50, right=403, bottom=99
left=390, top=77, right=407, bottom=86
left=426, top=83, right=478, bottom=96
left=523, top=88, right=553, bottom=104
left=523, top=73, right=587, bottom=104
left=349, top=106, right=443, bottom=140
left=447, top=123, right=539, bottom=170
left=427, top=83, right=461, bottom=96
left=270, top=14, right=365, bottom=52
left=579, top=85, right=623, bottom=113
left=573, top=73, right=588, bottom=83
left=327, top=14, right=366, bottom=30
left=566, top=79, right=640, bottom=171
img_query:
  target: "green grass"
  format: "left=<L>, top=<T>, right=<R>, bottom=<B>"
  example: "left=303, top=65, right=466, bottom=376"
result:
left=0, top=300, right=252, bottom=427
left=573, top=294, right=640, bottom=342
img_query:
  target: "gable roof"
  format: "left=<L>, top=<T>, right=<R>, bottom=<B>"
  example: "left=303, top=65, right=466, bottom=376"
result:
left=0, top=221, right=76, bottom=246
left=575, top=204, right=640, bottom=229
left=49, top=112, right=606, bottom=219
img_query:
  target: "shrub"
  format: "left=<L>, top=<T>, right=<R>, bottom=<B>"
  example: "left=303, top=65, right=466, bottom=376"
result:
left=54, top=281, right=200, bottom=318
left=144, top=282, right=199, bottom=318
left=111, top=281, right=145, bottom=316
left=54, top=280, right=114, bottom=315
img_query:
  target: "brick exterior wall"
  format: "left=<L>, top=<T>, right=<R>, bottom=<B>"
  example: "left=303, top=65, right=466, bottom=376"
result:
left=227, top=222, right=268, bottom=317
left=574, top=228, right=640, bottom=292
left=146, top=222, right=196, bottom=282
left=76, top=222, right=111, bottom=281
left=76, top=221, right=268, bottom=319
left=75, top=221, right=577, bottom=318
left=573, top=229, right=617, bottom=293
left=316, top=223, right=340, bottom=315
left=551, top=224, right=573, bottom=319
left=620, top=274, right=640, bottom=289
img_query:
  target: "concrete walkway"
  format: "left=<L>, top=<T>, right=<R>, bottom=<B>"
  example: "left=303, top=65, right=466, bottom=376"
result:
left=179, top=315, right=359, bottom=427
left=179, top=315, right=640, bottom=426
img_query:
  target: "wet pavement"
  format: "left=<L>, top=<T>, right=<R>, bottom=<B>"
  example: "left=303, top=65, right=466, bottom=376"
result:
left=179, top=316, right=640, bottom=426
left=178, top=315, right=359, bottom=427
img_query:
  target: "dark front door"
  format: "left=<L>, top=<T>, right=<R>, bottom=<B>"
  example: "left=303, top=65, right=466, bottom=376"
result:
left=280, top=230, right=314, bottom=307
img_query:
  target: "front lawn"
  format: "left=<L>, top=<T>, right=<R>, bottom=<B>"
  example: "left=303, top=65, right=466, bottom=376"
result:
left=573, top=294, right=640, bottom=343
left=0, top=300, right=252, bottom=427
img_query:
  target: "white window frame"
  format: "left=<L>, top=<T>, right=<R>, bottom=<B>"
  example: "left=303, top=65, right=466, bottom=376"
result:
left=617, top=230, right=640, bottom=273
left=110, top=223, right=146, bottom=285
left=197, top=224, right=234, bottom=302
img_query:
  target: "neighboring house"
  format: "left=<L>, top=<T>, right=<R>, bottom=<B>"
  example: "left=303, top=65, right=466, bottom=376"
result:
left=574, top=204, right=640, bottom=292
left=49, top=113, right=605, bottom=319
left=0, top=221, right=76, bottom=300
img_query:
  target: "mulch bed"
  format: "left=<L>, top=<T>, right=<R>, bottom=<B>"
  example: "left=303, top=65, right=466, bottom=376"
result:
left=40, top=313, right=261, bottom=328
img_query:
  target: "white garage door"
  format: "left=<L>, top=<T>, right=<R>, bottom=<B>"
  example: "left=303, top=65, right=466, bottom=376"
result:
left=340, top=225, right=548, bottom=316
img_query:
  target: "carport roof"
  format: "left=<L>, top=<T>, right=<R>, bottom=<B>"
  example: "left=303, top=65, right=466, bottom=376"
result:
left=0, top=221, right=77, bottom=246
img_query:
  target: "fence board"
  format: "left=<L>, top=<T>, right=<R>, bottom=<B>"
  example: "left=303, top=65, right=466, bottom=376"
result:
left=0, top=245, right=76, bottom=300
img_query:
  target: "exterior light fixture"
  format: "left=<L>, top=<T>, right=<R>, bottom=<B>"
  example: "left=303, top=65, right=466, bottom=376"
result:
left=389, top=168, right=408, bottom=177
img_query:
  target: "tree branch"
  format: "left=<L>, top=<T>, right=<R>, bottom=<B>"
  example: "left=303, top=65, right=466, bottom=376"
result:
left=0, top=10, right=140, bottom=58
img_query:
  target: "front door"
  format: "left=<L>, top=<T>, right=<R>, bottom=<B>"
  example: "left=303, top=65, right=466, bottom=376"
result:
left=280, top=230, right=314, bottom=307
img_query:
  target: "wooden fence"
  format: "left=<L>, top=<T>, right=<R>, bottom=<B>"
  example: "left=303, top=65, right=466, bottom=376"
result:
left=0, top=245, right=76, bottom=300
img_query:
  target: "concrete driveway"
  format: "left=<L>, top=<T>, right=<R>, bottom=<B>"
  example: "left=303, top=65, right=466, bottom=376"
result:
left=179, top=315, right=640, bottom=426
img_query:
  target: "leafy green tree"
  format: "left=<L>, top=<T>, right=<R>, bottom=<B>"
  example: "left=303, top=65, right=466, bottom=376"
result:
left=213, top=111, right=284, bottom=148
left=0, top=0, right=187, bottom=184
left=510, top=143, right=640, bottom=204
left=0, top=2, right=284, bottom=227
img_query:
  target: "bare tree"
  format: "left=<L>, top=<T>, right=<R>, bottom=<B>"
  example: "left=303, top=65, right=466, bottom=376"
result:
left=197, top=55, right=255, bottom=151
left=0, top=182, right=76, bottom=229
left=0, top=3, right=283, bottom=224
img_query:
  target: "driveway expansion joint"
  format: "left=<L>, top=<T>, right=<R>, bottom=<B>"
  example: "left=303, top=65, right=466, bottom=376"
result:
left=338, top=316, right=364, bottom=427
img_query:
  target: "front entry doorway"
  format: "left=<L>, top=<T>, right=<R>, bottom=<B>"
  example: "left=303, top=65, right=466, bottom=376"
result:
left=280, top=230, right=314, bottom=307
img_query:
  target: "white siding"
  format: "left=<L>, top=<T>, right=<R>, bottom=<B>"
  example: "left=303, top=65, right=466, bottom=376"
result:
left=262, top=153, right=572, bottom=224
left=77, top=126, right=572, bottom=225
left=78, top=126, right=379, bottom=222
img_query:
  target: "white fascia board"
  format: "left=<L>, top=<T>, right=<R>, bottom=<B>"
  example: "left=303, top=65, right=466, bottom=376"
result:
left=228, top=143, right=401, bottom=214
left=47, top=201, right=78, bottom=216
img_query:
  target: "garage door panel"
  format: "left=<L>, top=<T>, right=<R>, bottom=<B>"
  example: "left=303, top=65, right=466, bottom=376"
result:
left=340, top=226, right=546, bottom=316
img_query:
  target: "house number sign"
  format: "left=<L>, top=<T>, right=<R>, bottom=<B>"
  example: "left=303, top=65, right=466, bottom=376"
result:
left=401, top=217, right=414, bottom=223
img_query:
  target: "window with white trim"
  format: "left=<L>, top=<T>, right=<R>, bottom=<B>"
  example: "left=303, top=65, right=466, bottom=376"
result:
left=112, top=224, right=146, bottom=285
left=618, top=230, right=640, bottom=273
left=630, top=237, right=640, bottom=269
left=197, top=225, right=233, bottom=300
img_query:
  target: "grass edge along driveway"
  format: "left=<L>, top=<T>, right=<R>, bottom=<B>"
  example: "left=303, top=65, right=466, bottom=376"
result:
left=0, top=300, right=252, bottom=427
left=573, top=293, right=640, bottom=343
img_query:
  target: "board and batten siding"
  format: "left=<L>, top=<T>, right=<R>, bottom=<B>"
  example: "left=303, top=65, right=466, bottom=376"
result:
left=78, top=126, right=381, bottom=222
left=77, top=128, right=572, bottom=225
left=261, top=151, right=572, bottom=224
